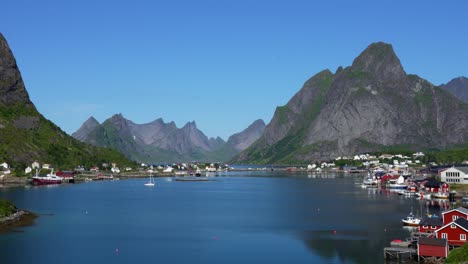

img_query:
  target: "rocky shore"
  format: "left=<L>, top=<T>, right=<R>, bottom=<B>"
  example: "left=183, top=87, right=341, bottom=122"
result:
left=0, top=210, right=36, bottom=233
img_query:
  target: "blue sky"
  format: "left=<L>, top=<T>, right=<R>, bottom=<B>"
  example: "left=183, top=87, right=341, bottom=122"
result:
left=2, top=0, right=467, bottom=140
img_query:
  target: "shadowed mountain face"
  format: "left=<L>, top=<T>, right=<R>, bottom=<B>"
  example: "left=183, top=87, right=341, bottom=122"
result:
left=73, top=115, right=265, bottom=163
left=0, top=33, right=135, bottom=170
left=233, top=42, right=468, bottom=164
left=226, top=119, right=266, bottom=151
left=441, top=77, right=468, bottom=103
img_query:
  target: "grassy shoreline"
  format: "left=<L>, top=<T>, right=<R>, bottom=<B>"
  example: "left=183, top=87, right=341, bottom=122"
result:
left=0, top=199, right=37, bottom=233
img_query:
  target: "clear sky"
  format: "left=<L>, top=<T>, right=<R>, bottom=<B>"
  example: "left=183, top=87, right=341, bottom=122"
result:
left=1, top=0, right=467, bottom=140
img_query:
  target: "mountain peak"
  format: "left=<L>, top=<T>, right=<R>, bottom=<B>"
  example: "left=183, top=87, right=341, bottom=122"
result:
left=0, top=32, right=35, bottom=108
left=72, top=116, right=102, bottom=141
left=441, top=76, right=468, bottom=103
left=351, top=42, right=405, bottom=80
left=85, top=116, right=100, bottom=125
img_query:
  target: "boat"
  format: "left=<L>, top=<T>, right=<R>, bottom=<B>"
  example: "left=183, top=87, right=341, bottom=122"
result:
left=174, top=176, right=209, bottom=182
left=362, top=172, right=379, bottom=187
left=432, top=192, right=449, bottom=199
left=144, top=174, right=155, bottom=186
left=401, top=212, right=421, bottom=226
left=32, top=169, right=63, bottom=185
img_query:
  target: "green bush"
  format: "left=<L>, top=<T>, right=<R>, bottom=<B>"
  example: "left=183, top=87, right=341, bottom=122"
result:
left=446, top=242, right=468, bottom=263
left=0, top=199, right=17, bottom=218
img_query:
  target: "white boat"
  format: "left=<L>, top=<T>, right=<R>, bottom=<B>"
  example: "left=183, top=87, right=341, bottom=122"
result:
left=432, top=192, right=449, bottom=199
left=362, top=172, right=379, bottom=186
left=144, top=174, right=155, bottom=186
left=402, top=212, right=421, bottom=226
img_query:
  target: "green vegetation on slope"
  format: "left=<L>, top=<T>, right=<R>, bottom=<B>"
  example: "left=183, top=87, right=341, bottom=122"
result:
left=446, top=242, right=468, bottom=263
left=0, top=199, right=17, bottom=218
left=0, top=109, right=137, bottom=175
left=241, top=71, right=333, bottom=165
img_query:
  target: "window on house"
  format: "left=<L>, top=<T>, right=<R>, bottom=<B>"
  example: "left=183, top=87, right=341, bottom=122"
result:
left=461, top=234, right=466, bottom=241
left=431, top=226, right=437, bottom=229
left=442, top=233, right=448, bottom=239
left=451, top=224, right=456, bottom=229
left=423, top=225, right=428, bottom=229
left=453, top=215, right=459, bottom=221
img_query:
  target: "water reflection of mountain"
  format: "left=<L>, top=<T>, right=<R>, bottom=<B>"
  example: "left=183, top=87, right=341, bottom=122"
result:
left=300, top=230, right=380, bottom=264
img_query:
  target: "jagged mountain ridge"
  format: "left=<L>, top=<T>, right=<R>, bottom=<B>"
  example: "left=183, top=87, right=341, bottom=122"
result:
left=441, top=77, right=468, bottom=103
left=234, top=42, right=468, bottom=164
left=73, top=114, right=265, bottom=163
left=0, top=33, right=135, bottom=171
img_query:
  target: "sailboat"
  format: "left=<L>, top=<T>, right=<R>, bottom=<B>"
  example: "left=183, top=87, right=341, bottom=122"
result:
left=144, top=173, right=155, bottom=186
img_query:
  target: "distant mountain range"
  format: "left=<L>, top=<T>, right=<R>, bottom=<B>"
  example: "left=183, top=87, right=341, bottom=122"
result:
left=232, top=42, right=468, bottom=164
left=0, top=33, right=135, bottom=172
left=72, top=115, right=265, bottom=163
left=441, top=76, right=468, bottom=103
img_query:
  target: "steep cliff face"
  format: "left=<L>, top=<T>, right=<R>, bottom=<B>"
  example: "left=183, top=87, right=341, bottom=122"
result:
left=441, top=77, right=468, bottom=103
left=227, top=119, right=266, bottom=151
left=0, top=33, right=134, bottom=170
left=235, top=42, right=468, bottom=164
left=0, top=34, right=34, bottom=109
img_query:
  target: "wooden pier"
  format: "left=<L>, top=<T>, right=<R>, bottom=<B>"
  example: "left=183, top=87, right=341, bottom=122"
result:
left=383, top=247, right=417, bottom=262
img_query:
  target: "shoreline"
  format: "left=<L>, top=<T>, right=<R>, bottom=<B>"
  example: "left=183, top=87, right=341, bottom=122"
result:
left=0, top=210, right=37, bottom=233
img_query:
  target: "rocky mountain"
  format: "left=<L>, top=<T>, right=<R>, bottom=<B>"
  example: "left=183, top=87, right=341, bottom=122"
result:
left=441, top=77, right=468, bottom=103
left=234, top=42, right=468, bottom=164
left=226, top=119, right=266, bottom=151
left=0, top=33, right=135, bottom=173
left=73, top=115, right=265, bottom=163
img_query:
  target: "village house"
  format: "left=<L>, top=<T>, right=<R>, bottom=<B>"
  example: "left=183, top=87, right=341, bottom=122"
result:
left=418, top=237, right=448, bottom=260
left=439, top=167, right=468, bottom=184
left=31, top=161, right=40, bottom=169
left=421, top=178, right=450, bottom=193
left=441, top=207, right=468, bottom=225
left=419, top=217, right=443, bottom=234
left=434, top=217, right=468, bottom=246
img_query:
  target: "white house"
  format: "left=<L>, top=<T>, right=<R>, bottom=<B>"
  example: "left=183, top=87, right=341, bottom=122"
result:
left=0, top=162, right=8, bottom=169
left=25, top=166, right=32, bottom=174
left=111, top=167, right=121, bottom=174
left=31, top=161, right=40, bottom=169
left=440, top=167, right=468, bottom=184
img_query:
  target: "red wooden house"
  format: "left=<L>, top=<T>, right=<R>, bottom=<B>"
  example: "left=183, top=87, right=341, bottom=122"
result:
left=442, top=207, right=468, bottom=225
left=419, top=217, right=443, bottom=234
left=434, top=217, right=468, bottom=246
left=422, top=178, right=449, bottom=193
left=380, top=174, right=393, bottom=183
left=418, top=237, right=448, bottom=259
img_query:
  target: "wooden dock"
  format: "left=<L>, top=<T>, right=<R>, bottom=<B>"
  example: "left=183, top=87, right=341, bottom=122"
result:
left=383, top=247, right=417, bottom=262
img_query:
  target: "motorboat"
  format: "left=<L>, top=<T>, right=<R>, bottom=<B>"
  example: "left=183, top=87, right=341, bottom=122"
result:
left=401, top=212, right=421, bottom=226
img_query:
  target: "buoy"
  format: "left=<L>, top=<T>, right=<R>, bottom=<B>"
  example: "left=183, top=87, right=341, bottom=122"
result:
left=333, top=230, right=336, bottom=235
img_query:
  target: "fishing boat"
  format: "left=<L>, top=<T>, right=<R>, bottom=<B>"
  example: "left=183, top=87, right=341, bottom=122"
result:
left=362, top=173, right=379, bottom=187
left=144, top=174, right=155, bottom=186
left=401, top=212, right=421, bottom=226
left=32, top=169, right=63, bottom=185
left=432, top=192, right=449, bottom=199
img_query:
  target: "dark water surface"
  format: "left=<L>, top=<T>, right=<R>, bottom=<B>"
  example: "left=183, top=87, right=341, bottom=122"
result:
left=0, top=171, right=448, bottom=263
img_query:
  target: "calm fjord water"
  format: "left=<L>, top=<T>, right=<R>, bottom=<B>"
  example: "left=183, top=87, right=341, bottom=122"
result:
left=0, top=171, right=444, bottom=263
